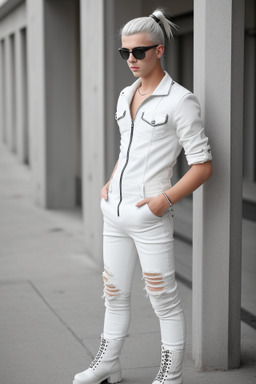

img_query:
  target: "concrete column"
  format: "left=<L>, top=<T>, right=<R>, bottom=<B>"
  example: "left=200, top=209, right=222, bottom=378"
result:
left=104, top=0, right=142, bottom=178
left=5, top=35, right=14, bottom=150
left=80, top=0, right=143, bottom=262
left=0, top=39, right=6, bottom=143
left=10, top=34, right=17, bottom=152
left=27, top=0, right=80, bottom=208
left=15, top=28, right=28, bottom=164
left=27, top=0, right=46, bottom=205
left=243, top=0, right=256, bottom=181
left=44, top=0, right=79, bottom=208
left=193, top=0, right=244, bottom=370
left=80, top=0, right=105, bottom=262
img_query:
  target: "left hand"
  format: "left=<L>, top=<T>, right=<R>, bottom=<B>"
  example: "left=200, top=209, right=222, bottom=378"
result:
left=136, top=194, right=169, bottom=217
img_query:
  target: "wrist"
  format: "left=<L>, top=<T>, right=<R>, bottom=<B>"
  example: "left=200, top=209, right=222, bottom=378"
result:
left=162, top=192, right=173, bottom=207
left=159, top=193, right=170, bottom=210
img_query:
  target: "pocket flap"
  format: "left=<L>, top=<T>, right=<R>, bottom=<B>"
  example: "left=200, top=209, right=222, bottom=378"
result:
left=141, top=112, right=168, bottom=126
left=115, top=110, right=126, bottom=120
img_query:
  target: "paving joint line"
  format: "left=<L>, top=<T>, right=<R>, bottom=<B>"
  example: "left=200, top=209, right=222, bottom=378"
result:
left=28, top=280, right=94, bottom=358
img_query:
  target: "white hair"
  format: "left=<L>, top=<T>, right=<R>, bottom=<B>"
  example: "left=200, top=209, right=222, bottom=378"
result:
left=120, top=8, right=177, bottom=46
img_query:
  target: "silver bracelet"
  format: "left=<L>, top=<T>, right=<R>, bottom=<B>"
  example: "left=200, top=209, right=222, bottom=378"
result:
left=162, top=192, right=173, bottom=207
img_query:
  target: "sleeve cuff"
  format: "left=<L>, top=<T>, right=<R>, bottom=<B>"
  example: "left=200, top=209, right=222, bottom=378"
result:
left=186, top=145, right=212, bottom=165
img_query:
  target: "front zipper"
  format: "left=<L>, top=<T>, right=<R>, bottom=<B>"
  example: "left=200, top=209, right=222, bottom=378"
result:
left=117, top=93, right=157, bottom=216
left=117, top=119, right=134, bottom=216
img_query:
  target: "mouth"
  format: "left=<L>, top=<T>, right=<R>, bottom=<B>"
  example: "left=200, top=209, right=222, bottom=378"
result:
left=130, top=66, right=139, bottom=71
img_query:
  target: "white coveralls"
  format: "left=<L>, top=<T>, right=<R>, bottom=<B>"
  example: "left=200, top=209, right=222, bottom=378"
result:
left=101, top=72, right=212, bottom=351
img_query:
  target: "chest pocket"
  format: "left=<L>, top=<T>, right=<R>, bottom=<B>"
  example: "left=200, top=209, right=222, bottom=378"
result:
left=141, top=112, right=168, bottom=141
left=115, top=109, right=129, bottom=134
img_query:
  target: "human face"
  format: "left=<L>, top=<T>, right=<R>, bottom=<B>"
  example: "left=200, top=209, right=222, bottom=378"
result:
left=121, top=33, right=164, bottom=79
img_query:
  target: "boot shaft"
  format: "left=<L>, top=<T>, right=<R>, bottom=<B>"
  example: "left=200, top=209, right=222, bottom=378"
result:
left=73, top=335, right=124, bottom=384
left=152, top=347, right=184, bottom=384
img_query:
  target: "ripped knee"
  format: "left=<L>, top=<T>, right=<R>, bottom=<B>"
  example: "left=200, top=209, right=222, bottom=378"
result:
left=143, top=272, right=165, bottom=293
left=102, top=268, right=121, bottom=298
left=143, top=271, right=177, bottom=297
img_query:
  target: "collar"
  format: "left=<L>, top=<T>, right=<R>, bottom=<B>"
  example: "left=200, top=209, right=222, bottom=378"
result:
left=120, top=71, right=174, bottom=103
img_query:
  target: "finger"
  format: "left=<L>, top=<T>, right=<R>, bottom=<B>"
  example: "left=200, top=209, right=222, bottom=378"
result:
left=101, top=190, right=108, bottom=200
left=136, top=199, right=147, bottom=207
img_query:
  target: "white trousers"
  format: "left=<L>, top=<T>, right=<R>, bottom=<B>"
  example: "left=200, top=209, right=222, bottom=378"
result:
left=100, top=188, right=186, bottom=351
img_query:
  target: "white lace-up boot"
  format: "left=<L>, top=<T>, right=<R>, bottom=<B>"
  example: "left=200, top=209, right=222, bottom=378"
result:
left=152, top=346, right=185, bottom=384
left=73, top=335, right=124, bottom=384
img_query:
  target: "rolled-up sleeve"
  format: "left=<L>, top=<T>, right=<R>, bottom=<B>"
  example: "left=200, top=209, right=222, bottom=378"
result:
left=173, top=93, right=212, bottom=165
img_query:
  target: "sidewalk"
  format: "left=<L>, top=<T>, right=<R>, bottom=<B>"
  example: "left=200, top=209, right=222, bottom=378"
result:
left=0, top=143, right=255, bottom=384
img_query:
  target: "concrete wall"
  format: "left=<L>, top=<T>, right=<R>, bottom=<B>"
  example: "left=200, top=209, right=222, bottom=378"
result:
left=104, top=0, right=143, bottom=179
left=27, top=0, right=80, bottom=208
left=80, top=0, right=105, bottom=262
left=44, top=0, right=80, bottom=208
left=243, top=0, right=256, bottom=181
left=27, top=0, right=46, bottom=205
left=0, top=39, right=5, bottom=142
left=193, top=0, right=244, bottom=370
left=15, top=27, right=28, bottom=163
left=0, top=1, right=26, bottom=155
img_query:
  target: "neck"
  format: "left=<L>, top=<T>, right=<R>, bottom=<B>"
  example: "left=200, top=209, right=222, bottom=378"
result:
left=139, top=66, right=165, bottom=91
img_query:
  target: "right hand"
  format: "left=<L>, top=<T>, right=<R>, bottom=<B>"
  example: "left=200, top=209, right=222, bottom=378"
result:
left=101, top=180, right=111, bottom=200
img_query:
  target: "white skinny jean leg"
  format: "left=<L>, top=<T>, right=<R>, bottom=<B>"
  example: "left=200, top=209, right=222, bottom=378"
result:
left=101, top=195, right=185, bottom=350
left=102, top=210, right=138, bottom=339
left=132, top=207, right=186, bottom=351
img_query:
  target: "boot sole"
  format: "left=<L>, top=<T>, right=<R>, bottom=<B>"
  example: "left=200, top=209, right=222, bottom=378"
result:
left=73, top=370, right=122, bottom=384
left=107, top=371, right=122, bottom=383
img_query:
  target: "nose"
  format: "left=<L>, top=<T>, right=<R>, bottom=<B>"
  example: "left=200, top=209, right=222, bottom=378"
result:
left=127, top=52, right=137, bottom=62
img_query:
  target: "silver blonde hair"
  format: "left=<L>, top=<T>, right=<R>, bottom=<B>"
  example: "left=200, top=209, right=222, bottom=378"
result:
left=120, top=8, right=177, bottom=46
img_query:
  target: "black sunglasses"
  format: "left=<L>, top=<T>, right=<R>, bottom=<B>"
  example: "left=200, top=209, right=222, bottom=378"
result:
left=118, top=45, right=158, bottom=60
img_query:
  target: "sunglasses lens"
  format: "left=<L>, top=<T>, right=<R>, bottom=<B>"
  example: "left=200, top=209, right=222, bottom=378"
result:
left=132, top=48, right=145, bottom=60
left=118, top=47, right=149, bottom=60
left=119, top=49, right=129, bottom=60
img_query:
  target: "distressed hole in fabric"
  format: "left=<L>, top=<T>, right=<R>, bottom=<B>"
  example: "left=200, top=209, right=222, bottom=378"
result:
left=143, top=272, right=165, bottom=293
left=102, top=268, right=121, bottom=298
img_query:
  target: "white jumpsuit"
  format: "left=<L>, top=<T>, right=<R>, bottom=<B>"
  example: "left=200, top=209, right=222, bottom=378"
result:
left=101, top=72, right=212, bottom=350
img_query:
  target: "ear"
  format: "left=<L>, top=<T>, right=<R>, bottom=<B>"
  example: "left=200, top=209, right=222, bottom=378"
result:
left=156, top=45, right=164, bottom=59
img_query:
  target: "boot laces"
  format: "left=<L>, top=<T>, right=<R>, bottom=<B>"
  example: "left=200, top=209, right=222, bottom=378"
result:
left=154, top=348, right=172, bottom=383
left=89, top=337, right=109, bottom=370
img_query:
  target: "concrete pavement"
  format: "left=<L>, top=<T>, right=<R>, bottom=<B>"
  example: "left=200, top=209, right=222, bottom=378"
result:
left=0, top=143, right=255, bottom=384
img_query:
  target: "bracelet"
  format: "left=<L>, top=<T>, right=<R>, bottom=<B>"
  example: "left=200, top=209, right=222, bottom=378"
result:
left=162, top=192, right=173, bottom=207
